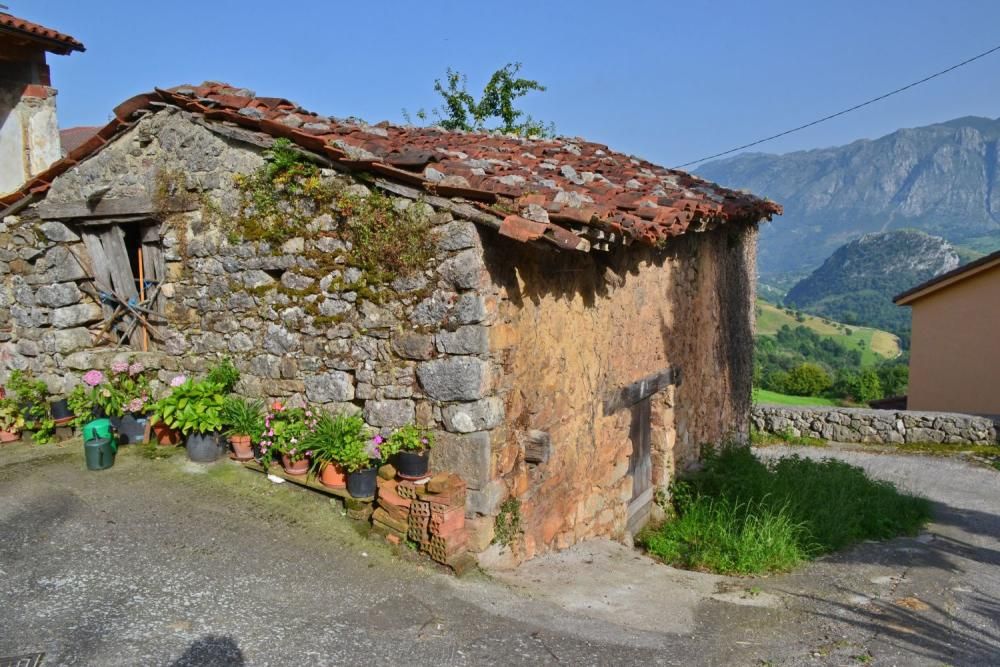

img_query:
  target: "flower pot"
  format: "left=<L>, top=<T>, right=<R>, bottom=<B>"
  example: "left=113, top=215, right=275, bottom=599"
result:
left=230, top=434, right=254, bottom=461
left=347, top=468, right=377, bottom=498
left=281, top=454, right=309, bottom=476
left=152, top=421, right=182, bottom=446
left=319, top=461, right=348, bottom=488
left=50, top=398, right=73, bottom=423
left=186, top=431, right=224, bottom=463
left=394, top=449, right=430, bottom=480
left=108, top=415, right=123, bottom=433
left=91, top=405, right=107, bottom=419
left=118, top=414, right=149, bottom=445
left=0, top=429, right=20, bottom=443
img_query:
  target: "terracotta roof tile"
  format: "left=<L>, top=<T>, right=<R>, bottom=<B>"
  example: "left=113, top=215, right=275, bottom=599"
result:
left=0, top=12, right=85, bottom=54
left=1, top=82, right=781, bottom=248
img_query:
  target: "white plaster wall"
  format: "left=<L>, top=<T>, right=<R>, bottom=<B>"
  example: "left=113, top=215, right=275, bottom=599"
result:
left=0, top=86, right=61, bottom=196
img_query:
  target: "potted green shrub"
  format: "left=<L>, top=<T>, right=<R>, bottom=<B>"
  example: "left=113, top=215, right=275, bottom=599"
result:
left=305, top=411, right=369, bottom=489
left=338, top=432, right=384, bottom=498
left=7, top=370, right=54, bottom=445
left=386, top=424, right=434, bottom=480
left=0, top=398, right=25, bottom=443
left=104, top=360, right=154, bottom=444
left=150, top=379, right=226, bottom=462
left=222, top=396, right=263, bottom=461
left=206, top=357, right=241, bottom=393
left=259, top=403, right=315, bottom=475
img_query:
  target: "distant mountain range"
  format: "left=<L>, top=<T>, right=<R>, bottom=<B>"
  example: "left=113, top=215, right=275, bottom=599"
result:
left=784, top=230, right=959, bottom=339
left=696, top=116, right=1000, bottom=275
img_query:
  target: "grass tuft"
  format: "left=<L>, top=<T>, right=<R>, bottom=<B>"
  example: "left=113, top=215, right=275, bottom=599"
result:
left=638, top=446, right=932, bottom=574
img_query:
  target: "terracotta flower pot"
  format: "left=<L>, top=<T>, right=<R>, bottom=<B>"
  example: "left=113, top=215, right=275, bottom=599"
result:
left=152, top=421, right=182, bottom=447
left=0, top=429, right=20, bottom=444
left=230, top=434, right=254, bottom=461
left=281, top=454, right=309, bottom=476
left=319, top=461, right=348, bottom=488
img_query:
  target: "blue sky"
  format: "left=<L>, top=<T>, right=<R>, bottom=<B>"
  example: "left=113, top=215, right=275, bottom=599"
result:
left=19, top=0, right=1000, bottom=168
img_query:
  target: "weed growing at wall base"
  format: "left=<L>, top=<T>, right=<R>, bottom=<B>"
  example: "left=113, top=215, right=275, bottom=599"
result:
left=638, top=447, right=931, bottom=574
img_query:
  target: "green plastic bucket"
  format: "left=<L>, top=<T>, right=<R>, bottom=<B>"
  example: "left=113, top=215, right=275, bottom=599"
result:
left=82, top=418, right=112, bottom=442
left=84, top=437, right=116, bottom=471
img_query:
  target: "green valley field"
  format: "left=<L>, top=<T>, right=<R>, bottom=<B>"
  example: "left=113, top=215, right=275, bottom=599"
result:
left=755, top=300, right=901, bottom=365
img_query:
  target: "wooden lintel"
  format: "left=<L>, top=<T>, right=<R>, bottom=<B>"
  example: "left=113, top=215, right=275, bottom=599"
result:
left=37, top=195, right=196, bottom=220
left=603, top=366, right=682, bottom=416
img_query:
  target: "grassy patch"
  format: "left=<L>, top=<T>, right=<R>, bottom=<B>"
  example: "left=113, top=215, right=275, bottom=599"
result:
left=750, top=427, right=826, bottom=448
left=638, top=447, right=932, bottom=575
left=752, top=388, right=841, bottom=407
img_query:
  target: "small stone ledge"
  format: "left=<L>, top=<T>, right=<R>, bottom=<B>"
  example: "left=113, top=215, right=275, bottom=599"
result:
left=751, top=405, right=999, bottom=446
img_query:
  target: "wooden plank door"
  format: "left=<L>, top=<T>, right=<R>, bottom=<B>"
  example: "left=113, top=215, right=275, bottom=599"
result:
left=627, top=397, right=653, bottom=532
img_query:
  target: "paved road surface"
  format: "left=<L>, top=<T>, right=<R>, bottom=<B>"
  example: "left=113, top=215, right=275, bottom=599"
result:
left=1, top=442, right=997, bottom=665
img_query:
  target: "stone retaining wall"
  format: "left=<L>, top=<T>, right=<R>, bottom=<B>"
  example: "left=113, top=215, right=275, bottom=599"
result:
left=751, top=405, right=998, bottom=446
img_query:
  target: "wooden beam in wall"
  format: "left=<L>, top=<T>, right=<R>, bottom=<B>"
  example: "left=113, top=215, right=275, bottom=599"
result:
left=37, top=194, right=196, bottom=220
left=603, top=366, right=682, bottom=416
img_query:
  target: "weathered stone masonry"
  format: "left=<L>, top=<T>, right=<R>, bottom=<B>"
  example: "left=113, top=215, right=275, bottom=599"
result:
left=0, top=82, right=779, bottom=561
left=752, top=405, right=998, bottom=446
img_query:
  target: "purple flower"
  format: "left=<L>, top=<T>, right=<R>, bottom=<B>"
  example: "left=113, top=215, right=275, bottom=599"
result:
left=82, top=370, right=105, bottom=387
left=372, top=434, right=385, bottom=445
left=111, top=360, right=129, bottom=374
left=169, top=375, right=187, bottom=387
left=128, top=362, right=144, bottom=376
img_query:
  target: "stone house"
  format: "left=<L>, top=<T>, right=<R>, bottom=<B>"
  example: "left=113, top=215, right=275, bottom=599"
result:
left=0, top=11, right=84, bottom=195
left=0, top=82, right=780, bottom=560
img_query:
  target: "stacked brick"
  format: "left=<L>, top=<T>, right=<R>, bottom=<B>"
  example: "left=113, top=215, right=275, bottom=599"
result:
left=373, top=466, right=472, bottom=572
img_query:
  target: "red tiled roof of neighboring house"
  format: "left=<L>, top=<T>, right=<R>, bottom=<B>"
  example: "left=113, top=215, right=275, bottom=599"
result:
left=0, top=82, right=781, bottom=249
left=59, top=126, right=102, bottom=156
left=0, top=12, right=85, bottom=54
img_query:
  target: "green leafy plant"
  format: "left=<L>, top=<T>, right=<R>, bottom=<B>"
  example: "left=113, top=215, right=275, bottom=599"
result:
left=382, top=423, right=433, bottom=459
left=150, top=379, right=226, bottom=435
left=0, top=398, right=26, bottom=434
left=7, top=370, right=54, bottom=444
left=304, top=411, right=370, bottom=475
left=408, top=63, right=554, bottom=138
left=258, top=403, right=316, bottom=467
left=67, top=384, right=99, bottom=429
left=336, top=190, right=435, bottom=283
left=206, top=358, right=241, bottom=394
left=221, top=396, right=264, bottom=439
left=334, top=428, right=383, bottom=473
left=494, top=498, right=522, bottom=548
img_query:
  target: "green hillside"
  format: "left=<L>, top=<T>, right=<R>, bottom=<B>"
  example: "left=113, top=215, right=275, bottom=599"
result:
left=756, top=300, right=900, bottom=365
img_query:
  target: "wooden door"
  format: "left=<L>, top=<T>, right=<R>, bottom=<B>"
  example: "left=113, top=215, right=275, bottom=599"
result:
left=627, top=396, right=653, bottom=531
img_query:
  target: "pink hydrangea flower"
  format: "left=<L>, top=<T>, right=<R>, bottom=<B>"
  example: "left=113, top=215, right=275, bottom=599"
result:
left=111, top=360, right=129, bottom=374
left=126, top=397, right=146, bottom=413
left=169, top=375, right=187, bottom=387
left=128, top=362, right=144, bottom=376
left=82, top=370, right=105, bottom=387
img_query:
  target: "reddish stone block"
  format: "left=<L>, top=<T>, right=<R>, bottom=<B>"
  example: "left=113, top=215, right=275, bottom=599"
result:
left=396, top=480, right=418, bottom=500
left=376, top=479, right=412, bottom=509
left=378, top=499, right=409, bottom=523
left=408, top=512, right=430, bottom=542
left=386, top=533, right=402, bottom=546
left=409, top=499, right=431, bottom=517
left=430, top=506, right=465, bottom=537
left=373, top=507, right=408, bottom=534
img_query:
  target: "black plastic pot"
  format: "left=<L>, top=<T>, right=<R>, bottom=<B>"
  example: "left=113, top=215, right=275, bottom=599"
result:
left=394, top=449, right=430, bottom=480
left=50, top=398, right=72, bottom=422
left=118, top=414, right=148, bottom=445
left=186, top=431, right=224, bottom=463
left=91, top=405, right=107, bottom=419
left=108, top=415, right=122, bottom=433
left=347, top=468, right=377, bottom=498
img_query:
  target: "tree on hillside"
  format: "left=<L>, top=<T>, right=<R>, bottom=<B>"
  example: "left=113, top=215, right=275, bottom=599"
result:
left=406, top=63, right=554, bottom=138
left=784, top=363, right=832, bottom=397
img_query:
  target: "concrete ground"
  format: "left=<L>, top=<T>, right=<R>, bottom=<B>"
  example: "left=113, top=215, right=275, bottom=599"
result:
left=1, top=441, right=998, bottom=666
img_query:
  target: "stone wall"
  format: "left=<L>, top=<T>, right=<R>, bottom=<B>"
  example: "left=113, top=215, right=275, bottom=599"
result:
left=751, top=405, right=999, bottom=446
left=0, top=108, right=506, bottom=518
left=483, top=224, right=757, bottom=560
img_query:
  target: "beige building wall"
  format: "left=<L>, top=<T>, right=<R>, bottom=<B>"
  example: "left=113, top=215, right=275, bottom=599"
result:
left=907, top=265, right=1000, bottom=415
left=0, top=85, right=62, bottom=196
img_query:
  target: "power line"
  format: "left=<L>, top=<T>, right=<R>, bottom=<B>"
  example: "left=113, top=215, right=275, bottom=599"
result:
left=674, top=43, right=1000, bottom=169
